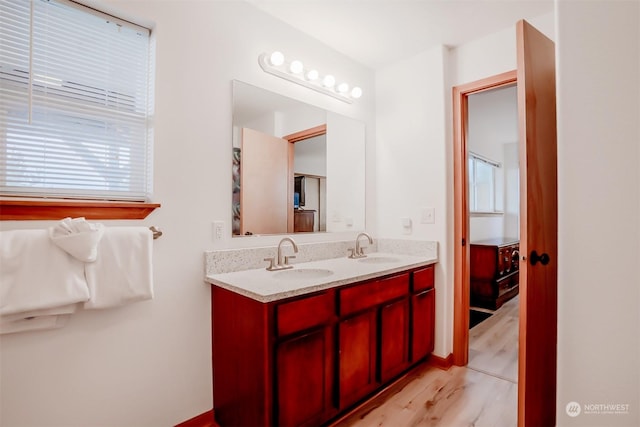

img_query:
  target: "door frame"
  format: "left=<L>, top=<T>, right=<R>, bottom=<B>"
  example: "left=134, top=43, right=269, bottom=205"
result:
left=283, top=124, right=327, bottom=232
left=452, top=70, right=517, bottom=367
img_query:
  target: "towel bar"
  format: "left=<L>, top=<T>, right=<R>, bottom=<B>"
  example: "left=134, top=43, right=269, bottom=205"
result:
left=149, top=226, right=162, bottom=240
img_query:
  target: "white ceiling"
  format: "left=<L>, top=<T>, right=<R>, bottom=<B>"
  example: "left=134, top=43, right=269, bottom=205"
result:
left=246, top=0, right=554, bottom=70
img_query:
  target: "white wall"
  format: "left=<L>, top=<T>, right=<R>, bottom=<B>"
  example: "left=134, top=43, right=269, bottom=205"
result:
left=375, top=45, right=452, bottom=356
left=451, top=13, right=555, bottom=87
left=326, top=112, right=366, bottom=232
left=0, top=1, right=375, bottom=426
left=467, top=85, right=519, bottom=241
left=294, top=135, right=326, bottom=176
left=556, top=0, right=639, bottom=425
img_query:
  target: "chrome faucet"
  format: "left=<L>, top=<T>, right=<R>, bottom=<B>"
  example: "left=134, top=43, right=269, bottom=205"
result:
left=349, top=232, right=373, bottom=259
left=265, top=237, right=299, bottom=271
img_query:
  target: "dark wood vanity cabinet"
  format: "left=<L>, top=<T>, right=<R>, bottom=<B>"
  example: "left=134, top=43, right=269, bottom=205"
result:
left=337, top=272, right=411, bottom=407
left=338, top=309, right=377, bottom=409
left=275, top=292, right=335, bottom=426
left=212, top=264, right=436, bottom=427
left=411, top=266, right=436, bottom=361
left=470, top=238, right=520, bottom=310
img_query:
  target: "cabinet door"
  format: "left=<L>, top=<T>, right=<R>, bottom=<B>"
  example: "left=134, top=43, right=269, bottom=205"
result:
left=379, top=298, right=410, bottom=383
left=276, top=327, right=334, bottom=427
left=339, top=310, right=377, bottom=409
left=411, top=288, right=435, bottom=362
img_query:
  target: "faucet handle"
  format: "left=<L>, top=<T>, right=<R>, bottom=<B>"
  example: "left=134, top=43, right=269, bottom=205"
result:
left=264, top=257, right=276, bottom=271
left=284, top=255, right=296, bottom=266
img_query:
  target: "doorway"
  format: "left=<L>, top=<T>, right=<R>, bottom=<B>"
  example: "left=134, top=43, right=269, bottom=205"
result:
left=452, top=19, right=558, bottom=427
left=452, top=70, right=517, bottom=368
left=466, top=83, right=520, bottom=383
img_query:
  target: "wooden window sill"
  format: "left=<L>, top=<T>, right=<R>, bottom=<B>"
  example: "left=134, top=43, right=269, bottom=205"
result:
left=0, top=199, right=161, bottom=221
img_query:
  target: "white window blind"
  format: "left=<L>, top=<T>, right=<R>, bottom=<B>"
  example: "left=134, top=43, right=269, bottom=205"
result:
left=0, top=0, right=153, bottom=201
left=468, top=152, right=500, bottom=213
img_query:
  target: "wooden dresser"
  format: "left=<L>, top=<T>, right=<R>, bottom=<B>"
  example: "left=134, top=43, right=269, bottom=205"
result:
left=470, top=238, right=520, bottom=310
left=294, top=209, right=315, bottom=232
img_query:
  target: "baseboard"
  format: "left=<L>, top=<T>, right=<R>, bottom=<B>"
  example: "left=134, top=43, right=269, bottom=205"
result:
left=429, top=353, right=454, bottom=370
left=174, top=410, right=215, bottom=427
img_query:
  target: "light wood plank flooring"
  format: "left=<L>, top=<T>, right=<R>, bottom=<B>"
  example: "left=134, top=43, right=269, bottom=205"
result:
left=333, top=295, right=520, bottom=427
left=468, top=295, right=519, bottom=382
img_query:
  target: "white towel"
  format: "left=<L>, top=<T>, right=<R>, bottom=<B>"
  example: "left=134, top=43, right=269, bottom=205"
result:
left=0, top=229, right=90, bottom=317
left=49, top=217, right=104, bottom=262
left=0, top=303, right=80, bottom=334
left=84, top=227, right=154, bottom=309
left=0, top=314, right=72, bottom=335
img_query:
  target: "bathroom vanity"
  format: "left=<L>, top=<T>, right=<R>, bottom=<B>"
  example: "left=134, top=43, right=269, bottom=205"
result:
left=207, top=252, right=436, bottom=427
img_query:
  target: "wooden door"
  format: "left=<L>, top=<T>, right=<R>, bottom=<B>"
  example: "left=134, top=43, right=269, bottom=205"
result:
left=516, top=19, right=558, bottom=427
left=338, top=311, right=377, bottom=409
left=240, top=127, right=293, bottom=235
left=379, top=298, right=410, bottom=383
left=276, top=327, right=334, bottom=427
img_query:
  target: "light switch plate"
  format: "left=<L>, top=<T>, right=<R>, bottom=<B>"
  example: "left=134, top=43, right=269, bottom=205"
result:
left=421, top=207, right=435, bottom=224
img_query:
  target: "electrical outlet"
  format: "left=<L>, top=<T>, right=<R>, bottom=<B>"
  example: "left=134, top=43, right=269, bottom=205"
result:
left=213, top=221, right=224, bottom=241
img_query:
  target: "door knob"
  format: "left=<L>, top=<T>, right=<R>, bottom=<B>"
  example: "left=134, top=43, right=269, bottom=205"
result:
left=530, top=250, right=550, bottom=266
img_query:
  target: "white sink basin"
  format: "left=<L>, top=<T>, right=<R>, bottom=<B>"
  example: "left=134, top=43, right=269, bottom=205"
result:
left=273, top=268, right=335, bottom=280
left=357, top=256, right=402, bottom=264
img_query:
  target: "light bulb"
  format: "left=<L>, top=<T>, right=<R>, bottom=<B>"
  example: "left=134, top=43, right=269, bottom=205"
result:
left=351, top=86, right=363, bottom=99
left=306, top=69, right=319, bottom=81
left=269, top=51, right=284, bottom=66
left=289, top=60, right=304, bottom=74
left=322, top=74, right=335, bottom=88
left=337, top=82, right=349, bottom=94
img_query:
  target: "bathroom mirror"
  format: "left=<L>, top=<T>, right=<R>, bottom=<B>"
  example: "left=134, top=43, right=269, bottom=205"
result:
left=232, top=80, right=365, bottom=237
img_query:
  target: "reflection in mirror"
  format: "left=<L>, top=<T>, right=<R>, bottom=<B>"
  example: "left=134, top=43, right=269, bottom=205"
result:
left=232, top=80, right=365, bottom=237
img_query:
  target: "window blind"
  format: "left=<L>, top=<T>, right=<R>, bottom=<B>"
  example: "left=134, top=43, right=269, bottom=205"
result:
left=0, top=0, right=153, bottom=201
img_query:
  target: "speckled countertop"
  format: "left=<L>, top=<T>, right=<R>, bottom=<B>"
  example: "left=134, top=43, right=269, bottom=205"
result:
left=205, top=251, right=437, bottom=303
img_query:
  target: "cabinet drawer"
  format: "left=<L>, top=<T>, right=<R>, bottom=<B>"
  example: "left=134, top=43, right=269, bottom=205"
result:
left=412, top=266, right=434, bottom=292
left=339, top=273, right=409, bottom=316
left=276, top=292, right=334, bottom=337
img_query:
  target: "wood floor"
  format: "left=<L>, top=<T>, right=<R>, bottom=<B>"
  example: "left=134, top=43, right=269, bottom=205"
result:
left=468, top=295, right=519, bottom=382
left=332, top=295, right=520, bottom=427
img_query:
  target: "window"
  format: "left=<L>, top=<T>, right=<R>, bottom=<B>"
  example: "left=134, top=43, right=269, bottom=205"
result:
left=468, top=152, right=501, bottom=213
left=0, top=0, right=154, bottom=202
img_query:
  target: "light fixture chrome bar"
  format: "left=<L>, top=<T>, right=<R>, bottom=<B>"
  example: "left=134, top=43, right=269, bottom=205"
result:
left=258, top=53, right=355, bottom=104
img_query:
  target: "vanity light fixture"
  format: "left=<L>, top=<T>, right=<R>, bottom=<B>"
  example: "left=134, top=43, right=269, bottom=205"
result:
left=258, top=51, right=362, bottom=103
left=289, top=60, right=304, bottom=74
left=268, top=51, right=285, bottom=66
left=322, top=74, right=336, bottom=88
left=305, top=69, right=319, bottom=81
left=337, top=82, right=349, bottom=94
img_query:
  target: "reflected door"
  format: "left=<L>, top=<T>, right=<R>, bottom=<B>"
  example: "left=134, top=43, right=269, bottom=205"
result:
left=240, top=128, right=293, bottom=235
